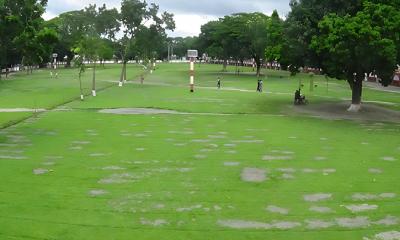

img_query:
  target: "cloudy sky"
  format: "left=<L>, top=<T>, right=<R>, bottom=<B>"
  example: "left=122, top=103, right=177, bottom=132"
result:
left=44, top=0, right=291, bottom=37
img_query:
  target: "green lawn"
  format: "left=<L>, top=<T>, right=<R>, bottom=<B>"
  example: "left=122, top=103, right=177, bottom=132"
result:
left=0, top=63, right=399, bottom=240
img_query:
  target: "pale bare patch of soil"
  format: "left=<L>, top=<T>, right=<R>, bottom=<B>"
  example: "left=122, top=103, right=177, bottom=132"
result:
left=292, top=102, right=400, bottom=123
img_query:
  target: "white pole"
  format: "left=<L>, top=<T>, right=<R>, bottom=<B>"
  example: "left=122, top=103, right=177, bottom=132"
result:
left=190, top=58, right=194, bottom=92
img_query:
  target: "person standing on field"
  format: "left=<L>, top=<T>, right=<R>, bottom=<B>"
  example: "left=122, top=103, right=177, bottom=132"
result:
left=217, top=77, right=221, bottom=89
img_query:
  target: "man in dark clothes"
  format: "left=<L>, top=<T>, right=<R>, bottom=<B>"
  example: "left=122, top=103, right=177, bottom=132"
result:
left=294, top=89, right=306, bottom=104
left=217, top=77, right=221, bottom=89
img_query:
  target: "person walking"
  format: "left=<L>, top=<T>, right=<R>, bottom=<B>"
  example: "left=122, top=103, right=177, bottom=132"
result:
left=217, top=77, right=221, bottom=89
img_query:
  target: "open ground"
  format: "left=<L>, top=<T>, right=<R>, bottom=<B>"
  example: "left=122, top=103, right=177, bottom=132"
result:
left=0, top=63, right=399, bottom=240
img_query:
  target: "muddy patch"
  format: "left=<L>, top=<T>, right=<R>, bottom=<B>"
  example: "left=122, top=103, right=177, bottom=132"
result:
left=176, top=204, right=203, bottom=212
left=344, top=204, right=378, bottom=213
left=89, top=153, right=106, bottom=157
left=217, top=220, right=269, bottom=229
left=272, top=221, right=301, bottom=229
left=374, top=215, right=399, bottom=226
left=102, top=166, right=126, bottom=171
left=266, top=205, right=289, bottom=215
left=98, top=173, right=142, bottom=184
left=191, top=139, right=210, bottom=143
left=224, top=162, right=240, bottom=167
left=72, top=141, right=91, bottom=145
left=194, top=154, right=207, bottom=159
left=351, top=193, right=396, bottom=201
left=309, top=206, right=334, bottom=213
left=382, top=156, right=397, bottom=162
left=303, top=193, right=332, bottom=202
left=303, top=168, right=317, bottom=173
left=232, top=140, right=264, bottom=144
left=314, top=156, right=327, bottom=161
left=42, top=162, right=55, bottom=166
left=99, top=108, right=179, bottom=115
left=336, top=216, right=370, bottom=228
left=364, top=231, right=400, bottom=240
left=241, top=168, right=267, bottom=183
left=262, top=150, right=294, bottom=161
left=0, top=108, right=46, bottom=113
left=217, top=219, right=301, bottom=230
left=224, top=143, right=237, bottom=147
left=305, top=219, right=335, bottom=229
left=208, top=135, right=226, bottom=139
left=70, top=146, right=82, bottom=150
left=33, top=168, right=50, bottom=175
left=292, top=102, right=400, bottom=123
left=140, top=218, right=169, bottom=227
left=225, top=150, right=237, bottom=154
left=281, top=173, right=295, bottom=179
left=262, top=155, right=293, bottom=161
left=277, top=168, right=296, bottom=173
left=88, top=189, right=108, bottom=197
left=0, top=155, right=28, bottom=160
left=369, top=168, right=383, bottom=174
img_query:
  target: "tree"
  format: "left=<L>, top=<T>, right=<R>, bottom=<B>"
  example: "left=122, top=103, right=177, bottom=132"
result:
left=72, top=51, right=85, bottom=101
left=199, top=17, right=246, bottom=72
left=0, top=0, right=57, bottom=75
left=311, top=1, right=400, bottom=111
left=199, top=13, right=269, bottom=76
left=239, top=13, right=269, bottom=76
left=48, top=4, right=120, bottom=68
left=265, top=10, right=284, bottom=65
left=281, top=0, right=363, bottom=74
left=74, top=35, right=102, bottom=96
left=98, top=39, right=114, bottom=67
left=45, top=11, right=87, bottom=67
left=96, top=4, right=121, bottom=40
left=66, top=4, right=120, bottom=96
left=118, top=0, right=175, bottom=86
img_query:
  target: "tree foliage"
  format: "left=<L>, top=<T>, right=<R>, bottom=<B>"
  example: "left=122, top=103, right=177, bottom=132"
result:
left=311, top=1, right=400, bottom=106
left=0, top=0, right=58, bottom=73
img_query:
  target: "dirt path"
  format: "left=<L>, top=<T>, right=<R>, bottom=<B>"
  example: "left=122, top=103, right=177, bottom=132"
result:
left=0, top=108, right=46, bottom=113
left=291, top=102, right=400, bottom=123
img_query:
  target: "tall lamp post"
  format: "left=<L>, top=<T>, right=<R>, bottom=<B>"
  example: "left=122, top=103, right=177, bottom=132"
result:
left=52, top=53, right=58, bottom=78
left=187, top=50, right=198, bottom=93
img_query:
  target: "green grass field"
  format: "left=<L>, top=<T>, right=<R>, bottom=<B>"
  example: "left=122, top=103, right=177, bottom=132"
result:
left=0, top=63, right=399, bottom=240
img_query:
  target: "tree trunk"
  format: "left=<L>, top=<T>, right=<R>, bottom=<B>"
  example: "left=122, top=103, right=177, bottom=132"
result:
left=66, top=59, right=71, bottom=68
left=79, top=72, right=84, bottom=101
left=124, top=62, right=127, bottom=82
left=92, top=61, right=96, bottom=97
left=119, top=62, right=126, bottom=87
left=222, top=59, right=227, bottom=72
left=347, top=74, right=363, bottom=112
left=254, top=57, right=261, bottom=77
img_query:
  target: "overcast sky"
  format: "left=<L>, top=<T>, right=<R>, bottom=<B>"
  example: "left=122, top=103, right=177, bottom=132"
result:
left=44, top=0, right=291, bottom=37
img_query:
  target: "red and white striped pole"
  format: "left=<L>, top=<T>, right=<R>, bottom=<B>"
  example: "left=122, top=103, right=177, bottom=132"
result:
left=190, top=57, right=195, bottom=92
left=187, top=50, right=198, bottom=93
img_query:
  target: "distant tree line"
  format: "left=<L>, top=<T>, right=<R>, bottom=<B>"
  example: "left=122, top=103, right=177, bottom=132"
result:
left=1, top=0, right=399, bottom=108
left=0, top=1, right=174, bottom=78
left=179, top=0, right=400, bottom=110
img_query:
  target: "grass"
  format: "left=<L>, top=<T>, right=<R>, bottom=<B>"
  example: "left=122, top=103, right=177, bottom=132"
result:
left=0, top=63, right=399, bottom=240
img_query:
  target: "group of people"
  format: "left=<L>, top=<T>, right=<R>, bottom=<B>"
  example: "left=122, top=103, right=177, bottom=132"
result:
left=216, top=77, right=264, bottom=93
left=216, top=77, right=307, bottom=105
